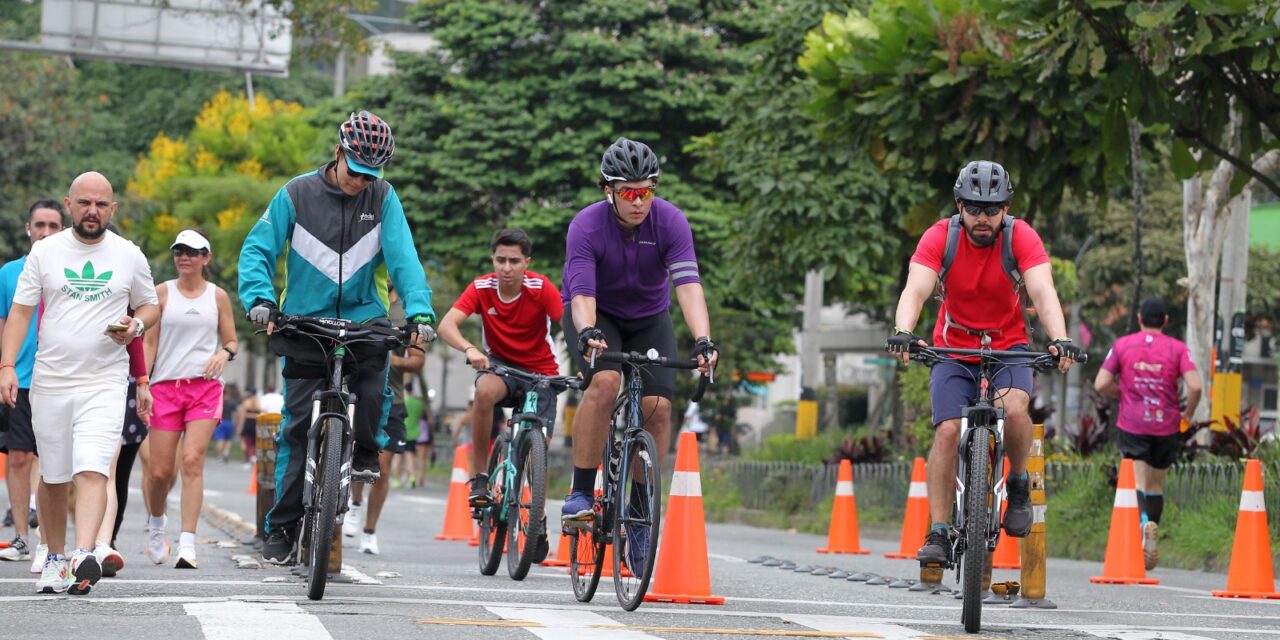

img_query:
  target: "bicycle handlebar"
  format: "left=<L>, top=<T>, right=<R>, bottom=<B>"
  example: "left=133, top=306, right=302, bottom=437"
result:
left=273, top=314, right=414, bottom=352
left=484, top=365, right=583, bottom=393
left=594, top=351, right=711, bottom=402
left=909, top=344, right=1089, bottom=370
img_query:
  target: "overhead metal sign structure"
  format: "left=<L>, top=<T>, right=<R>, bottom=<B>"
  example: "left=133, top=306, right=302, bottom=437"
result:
left=0, top=0, right=292, bottom=77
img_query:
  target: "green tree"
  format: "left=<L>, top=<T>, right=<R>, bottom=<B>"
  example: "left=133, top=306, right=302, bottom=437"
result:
left=692, top=0, right=925, bottom=311
left=348, top=0, right=789, bottom=372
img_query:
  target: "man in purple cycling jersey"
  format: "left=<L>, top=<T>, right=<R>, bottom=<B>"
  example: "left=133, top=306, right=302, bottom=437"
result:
left=560, top=138, right=719, bottom=548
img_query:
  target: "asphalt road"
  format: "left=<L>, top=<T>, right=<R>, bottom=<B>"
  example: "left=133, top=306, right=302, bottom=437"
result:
left=1, top=456, right=1277, bottom=639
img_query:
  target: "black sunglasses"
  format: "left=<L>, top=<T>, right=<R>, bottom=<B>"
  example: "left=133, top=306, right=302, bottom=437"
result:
left=959, top=201, right=1006, bottom=217
left=172, top=245, right=209, bottom=258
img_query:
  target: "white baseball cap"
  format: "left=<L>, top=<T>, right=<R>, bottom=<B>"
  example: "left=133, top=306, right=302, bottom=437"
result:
left=170, top=229, right=211, bottom=252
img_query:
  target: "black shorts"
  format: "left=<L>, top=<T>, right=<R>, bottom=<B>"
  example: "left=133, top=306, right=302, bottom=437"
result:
left=477, top=360, right=559, bottom=439
left=1115, top=428, right=1180, bottom=470
left=0, top=389, right=36, bottom=454
left=383, top=401, right=409, bottom=454
left=562, top=305, right=678, bottom=400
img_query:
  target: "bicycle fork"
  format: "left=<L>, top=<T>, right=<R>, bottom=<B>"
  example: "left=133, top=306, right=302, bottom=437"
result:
left=302, top=393, right=358, bottom=517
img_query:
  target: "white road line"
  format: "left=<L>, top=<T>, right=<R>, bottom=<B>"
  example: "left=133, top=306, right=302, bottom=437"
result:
left=396, top=496, right=446, bottom=506
left=486, top=606, right=661, bottom=640
left=184, top=601, right=333, bottom=640
left=1083, top=630, right=1218, bottom=640
left=707, top=552, right=746, bottom=563
left=779, top=613, right=927, bottom=639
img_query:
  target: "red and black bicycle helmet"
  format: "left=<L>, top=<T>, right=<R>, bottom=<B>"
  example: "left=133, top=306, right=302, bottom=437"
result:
left=338, top=111, right=395, bottom=171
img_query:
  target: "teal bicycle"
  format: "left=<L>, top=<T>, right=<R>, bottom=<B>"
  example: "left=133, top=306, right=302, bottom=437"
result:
left=476, top=365, right=581, bottom=580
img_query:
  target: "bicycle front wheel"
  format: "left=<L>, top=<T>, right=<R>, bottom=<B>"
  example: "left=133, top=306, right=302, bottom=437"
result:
left=478, top=431, right=510, bottom=576
left=306, top=417, right=343, bottom=601
left=613, top=430, right=661, bottom=611
left=961, top=431, right=992, bottom=633
left=507, top=429, right=547, bottom=580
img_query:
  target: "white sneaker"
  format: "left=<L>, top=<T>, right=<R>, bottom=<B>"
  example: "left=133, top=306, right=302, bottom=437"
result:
left=359, top=532, right=379, bottom=555
left=0, top=536, right=31, bottom=561
left=175, top=543, right=198, bottom=569
left=146, top=527, right=170, bottom=565
left=343, top=502, right=363, bottom=538
left=36, top=554, right=72, bottom=594
left=68, top=549, right=101, bottom=595
left=1142, top=521, right=1160, bottom=571
left=94, top=544, right=124, bottom=578
left=29, top=544, right=48, bottom=574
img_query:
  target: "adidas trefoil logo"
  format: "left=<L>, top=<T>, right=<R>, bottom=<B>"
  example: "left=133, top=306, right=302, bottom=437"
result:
left=61, top=261, right=114, bottom=302
left=184, top=308, right=202, bottom=316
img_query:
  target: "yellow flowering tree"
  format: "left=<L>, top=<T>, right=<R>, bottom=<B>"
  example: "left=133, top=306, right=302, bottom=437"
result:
left=126, top=91, right=327, bottom=284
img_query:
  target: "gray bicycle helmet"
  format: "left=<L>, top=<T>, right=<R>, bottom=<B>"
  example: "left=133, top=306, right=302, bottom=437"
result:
left=953, top=160, right=1013, bottom=204
left=339, top=110, right=395, bottom=170
left=600, top=137, right=660, bottom=183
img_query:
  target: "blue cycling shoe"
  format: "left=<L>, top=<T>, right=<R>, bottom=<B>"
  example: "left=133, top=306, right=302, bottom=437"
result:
left=560, top=491, right=594, bottom=525
left=624, top=503, right=651, bottom=572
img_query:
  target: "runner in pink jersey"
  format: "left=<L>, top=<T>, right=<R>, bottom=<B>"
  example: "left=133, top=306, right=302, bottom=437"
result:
left=1094, top=297, right=1202, bottom=570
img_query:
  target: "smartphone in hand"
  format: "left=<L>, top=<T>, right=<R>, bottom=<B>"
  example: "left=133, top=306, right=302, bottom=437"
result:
left=106, top=322, right=130, bottom=332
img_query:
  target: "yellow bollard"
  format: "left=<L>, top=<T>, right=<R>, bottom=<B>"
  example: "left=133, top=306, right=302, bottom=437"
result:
left=911, top=565, right=952, bottom=595
left=255, top=413, right=283, bottom=541
left=1012, top=423, right=1056, bottom=609
left=795, top=399, right=818, bottom=440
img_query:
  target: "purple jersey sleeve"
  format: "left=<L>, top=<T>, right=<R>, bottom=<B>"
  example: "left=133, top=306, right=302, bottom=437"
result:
left=563, top=217, right=597, bottom=300
left=663, top=207, right=701, bottom=287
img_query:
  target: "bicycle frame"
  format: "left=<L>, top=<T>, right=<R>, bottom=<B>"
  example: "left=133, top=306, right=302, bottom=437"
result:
left=952, top=378, right=1007, bottom=562
left=491, top=382, right=551, bottom=525
left=300, top=345, right=358, bottom=523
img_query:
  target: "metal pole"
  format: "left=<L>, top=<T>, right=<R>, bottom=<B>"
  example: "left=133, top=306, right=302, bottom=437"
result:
left=245, top=72, right=256, bottom=111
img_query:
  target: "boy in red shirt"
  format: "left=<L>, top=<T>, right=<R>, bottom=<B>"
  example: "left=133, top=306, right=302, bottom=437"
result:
left=437, top=229, right=562, bottom=514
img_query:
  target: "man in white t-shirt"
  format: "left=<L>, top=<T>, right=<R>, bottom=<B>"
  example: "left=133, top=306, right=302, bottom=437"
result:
left=0, top=172, right=160, bottom=596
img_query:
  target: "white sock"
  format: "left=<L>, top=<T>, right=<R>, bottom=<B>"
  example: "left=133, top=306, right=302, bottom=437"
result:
left=179, top=532, right=196, bottom=547
left=28, top=496, right=36, bottom=510
left=149, top=514, right=167, bottom=531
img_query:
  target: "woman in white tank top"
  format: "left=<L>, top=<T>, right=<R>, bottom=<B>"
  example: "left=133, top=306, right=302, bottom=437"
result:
left=141, top=229, right=239, bottom=569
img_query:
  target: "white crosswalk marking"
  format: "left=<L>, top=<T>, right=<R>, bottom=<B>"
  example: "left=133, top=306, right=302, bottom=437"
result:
left=1084, top=631, right=1218, bottom=640
left=485, top=606, right=662, bottom=640
left=184, top=601, right=334, bottom=640
left=778, top=613, right=929, bottom=639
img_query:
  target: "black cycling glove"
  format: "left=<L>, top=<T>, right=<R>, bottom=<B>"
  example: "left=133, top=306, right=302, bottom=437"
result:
left=1048, top=338, right=1081, bottom=361
left=885, top=330, right=922, bottom=354
left=248, top=300, right=277, bottom=325
left=693, top=336, right=718, bottom=364
left=577, top=326, right=605, bottom=355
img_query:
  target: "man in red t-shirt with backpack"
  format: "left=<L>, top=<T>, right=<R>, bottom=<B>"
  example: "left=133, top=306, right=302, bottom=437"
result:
left=437, top=228, right=562, bottom=553
left=887, top=160, right=1080, bottom=565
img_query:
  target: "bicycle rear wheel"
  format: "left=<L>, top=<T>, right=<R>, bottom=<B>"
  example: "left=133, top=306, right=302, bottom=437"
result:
left=507, top=429, right=546, bottom=580
left=961, top=431, right=992, bottom=633
left=613, top=430, right=661, bottom=611
left=306, top=417, right=343, bottom=601
left=569, top=524, right=605, bottom=602
left=478, top=431, right=510, bottom=576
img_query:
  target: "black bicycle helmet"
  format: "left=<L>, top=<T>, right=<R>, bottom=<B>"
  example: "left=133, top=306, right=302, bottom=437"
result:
left=953, top=160, right=1013, bottom=204
left=339, top=111, right=395, bottom=169
left=600, top=137, right=660, bottom=184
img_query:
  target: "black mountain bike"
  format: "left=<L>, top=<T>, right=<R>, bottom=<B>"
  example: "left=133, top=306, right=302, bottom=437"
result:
left=907, top=343, right=1084, bottom=633
left=271, top=314, right=422, bottom=601
left=476, top=365, right=582, bottom=580
left=567, top=349, right=710, bottom=611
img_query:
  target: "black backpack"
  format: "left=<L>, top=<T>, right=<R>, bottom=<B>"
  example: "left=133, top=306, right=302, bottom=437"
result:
left=934, top=213, right=1025, bottom=303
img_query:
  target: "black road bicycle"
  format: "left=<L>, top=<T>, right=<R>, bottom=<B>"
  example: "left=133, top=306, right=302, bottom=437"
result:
left=271, top=314, right=422, bottom=601
left=906, top=343, right=1084, bottom=633
left=476, top=365, right=582, bottom=580
left=567, top=349, right=710, bottom=611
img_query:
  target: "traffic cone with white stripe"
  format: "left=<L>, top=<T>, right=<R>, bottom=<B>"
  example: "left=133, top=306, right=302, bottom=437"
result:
left=991, top=458, right=1021, bottom=569
left=645, top=431, right=724, bottom=604
left=435, top=445, right=476, bottom=541
left=885, top=457, right=929, bottom=559
left=1212, top=459, right=1280, bottom=599
left=1090, top=458, right=1157, bottom=584
left=818, top=460, right=870, bottom=554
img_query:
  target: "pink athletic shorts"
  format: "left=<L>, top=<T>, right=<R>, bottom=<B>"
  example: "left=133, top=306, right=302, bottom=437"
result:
left=150, top=378, right=224, bottom=431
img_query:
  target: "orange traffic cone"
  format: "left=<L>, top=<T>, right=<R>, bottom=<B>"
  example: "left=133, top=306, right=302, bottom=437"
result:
left=245, top=468, right=257, bottom=495
left=818, top=460, right=870, bottom=554
left=645, top=431, right=724, bottom=604
left=436, top=445, right=477, bottom=541
left=1090, top=458, right=1157, bottom=584
left=568, top=468, right=628, bottom=577
left=0, top=452, right=7, bottom=480
left=992, top=458, right=1020, bottom=569
left=542, top=528, right=571, bottom=567
left=886, top=457, right=929, bottom=559
left=1212, top=460, right=1280, bottom=599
